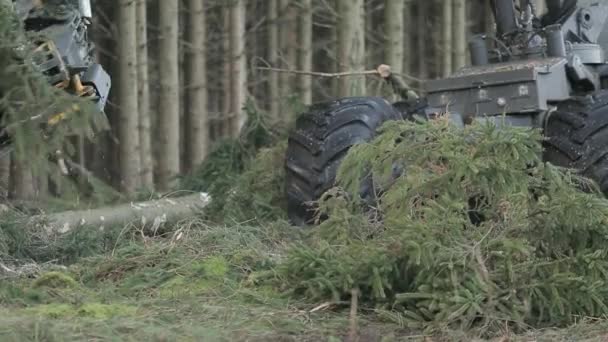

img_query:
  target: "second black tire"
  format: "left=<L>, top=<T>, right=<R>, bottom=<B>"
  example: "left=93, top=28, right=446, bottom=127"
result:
left=543, top=90, right=608, bottom=193
left=284, top=97, right=403, bottom=226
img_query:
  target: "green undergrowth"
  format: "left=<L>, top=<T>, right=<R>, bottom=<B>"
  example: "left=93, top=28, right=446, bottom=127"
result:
left=0, top=221, right=377, bottom=341
left=277, top=116, right=608, bottom=337
left=180, top=99, right=290, bottom=224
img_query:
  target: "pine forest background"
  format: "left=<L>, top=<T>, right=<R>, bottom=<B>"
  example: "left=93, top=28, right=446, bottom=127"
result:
left=2, top=0, right=546, bottom=202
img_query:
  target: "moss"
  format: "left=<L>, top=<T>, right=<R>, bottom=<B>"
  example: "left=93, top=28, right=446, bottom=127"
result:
left=26, top=303, right=137, bottom=319
left=158, top=276, right=217, bottom=299
left=201, top=256, right=229, bottom=279
left=32, top=272, right=78, bottom=289
left=26, top=304, right=74, bottom=319
left=77, top=303, right=137, bottom=319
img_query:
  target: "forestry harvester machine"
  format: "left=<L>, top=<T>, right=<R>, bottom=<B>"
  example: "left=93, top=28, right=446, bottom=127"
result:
left=4, top=0, right=110, bottom=134
left=285, top=0, right=608, bottom=225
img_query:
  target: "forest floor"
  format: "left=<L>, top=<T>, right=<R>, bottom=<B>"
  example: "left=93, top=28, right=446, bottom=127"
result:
left=1, top=219, right=608, bottom=342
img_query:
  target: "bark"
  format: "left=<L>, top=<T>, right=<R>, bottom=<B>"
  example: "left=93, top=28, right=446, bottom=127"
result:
left=117, top=0, right=140, bottom=194
left=184, top=0, right=209, bottom=172
left=137, top=0, right=154, bottom=190
left=453, top=0, right=467, bottom=70
left=442, top=0, right=453, bottom=77
left=30, top=193, right=211, bottom=235
left=229, top=0, right=247, bottom=135
left=0, top=152, right=9, bottom=198
left=535, top=0, right=546, bottom=16
left=299, top=0, right=313, bottom=105
left=267, top=0, right=280, bottom=120
left=279, top=0, right=297, bottom=113
left=157, top=0, right=180, bottom=191
left=337, top=0, right=366, bottom=97
left=222, top=7, right=232, bottom=138
left=385, top=0, right=404, bottom=75
left=403, top=0, right=411, bottom=76
left=8, top=153, right=35, bottom=200
left=416, top=0, right=427, bottom=79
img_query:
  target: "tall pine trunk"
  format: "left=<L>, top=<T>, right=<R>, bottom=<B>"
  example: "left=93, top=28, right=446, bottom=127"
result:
left=9, top=154, right=35, bottom=200
left=337, top=0, right=366, bottom=97
left=229, top=0, right=247, bottom=135
left=184, top=0, right=209, bottom=172
left=267, top=0, right=279, bottom=120
left=453, top=0, right=467, bottom=70
left=117, top=0, right=140, bottom=194
left=442, top=0, right=453, bottom=77
left=403, top=0, right=411, bottom=76
left=279, top=0, right=297, bottom=114
left=222, top=7, right=232, bottom=138
left=137, top=0, right=153, bottom=190
left=157, top=0, right=180, bottom=191
left=299, top=0, right=313, bottom=105
left=385, top=0, right=404, bottom=74
left=416, top=0, right=428, bottom=79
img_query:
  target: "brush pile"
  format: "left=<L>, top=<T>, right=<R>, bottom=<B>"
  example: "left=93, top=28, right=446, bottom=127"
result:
left=279, top=117, right=608, bottom=335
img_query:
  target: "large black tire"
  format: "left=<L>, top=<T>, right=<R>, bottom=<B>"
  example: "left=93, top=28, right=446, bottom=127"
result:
left=285, top=97, right=403, bottom=226
left=543, top=91, right=608, bottom=193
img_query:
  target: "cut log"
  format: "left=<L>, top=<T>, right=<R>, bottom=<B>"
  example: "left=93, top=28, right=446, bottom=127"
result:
left=30, top=193, right=211, bottom=235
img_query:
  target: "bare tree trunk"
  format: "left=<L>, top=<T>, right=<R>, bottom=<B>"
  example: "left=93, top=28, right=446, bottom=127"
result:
left=184, top=0, right=209, bottom=172
left=535, top=0, right=546, bottom=16
left=416, top=0, right=428, bottom=79
left=267, top=0, right=280, bottom=119
left=299, top=0, right=313, bottom=105
left=0, top=153, right=9, bottom=198
left=337, top=0, right=366, bottom=97
left=230, top=0, right=247, bottom=135
left=442, top=0, right=453, bottom=77
left=137, top=0, right=154, bottom=191
left=31, top=193, right=211, bottom=235
left=279, top=0, right=297, bottom=113
left=9, top=154, right=35, bottom=200
left=222, top=7, right=232, bottom=138
left=117, top=0, right=140, bottom=194
left=385, top=0, right=404, bottom=75
left=157, top=0, right=180, bottom=192
left=453, top=0, right=467, bottom=70
left=403, top=0, right=411, bottom=76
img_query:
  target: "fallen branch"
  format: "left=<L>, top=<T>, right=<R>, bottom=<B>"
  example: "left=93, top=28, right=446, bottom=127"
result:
left=258, top=64, right=420, bottom=100
left=257, top=66, right=381, bottom=78
left=29, top=192, right=211, bottom=235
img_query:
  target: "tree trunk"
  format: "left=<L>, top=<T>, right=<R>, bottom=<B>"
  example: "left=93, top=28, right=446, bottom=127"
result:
left=299, top=0, right=313, bottom=105
left=9, top=153, right=35, bottom=200
left=267, top=0, right=280, bottom=120
left=184, top=0, right=209, bottom=173
left=157, top=0, right=180, bottom=192
left=416, top=0, right=428, bottom=79
left=279, top=0, right=297, bottom=113
left=337, top=0, right=366, bottom=97
left=535, top=0, right=546, bottom=16
left=385, top=0, right=404, bottom=75
left=30, top=193, right=211, bottom=235
left=403, top=0, right=411, bottom=76
left=222, top=7, right=232, bottom=138
left=442, top=0, right=453, bottom=77
left=453, top=0, right=467, bottom=70
left=0, top=153, right=9, bottom=199
left=117, top=0, right=140, bottom=194
left=137, top=0, right=154, bottom=191
left=229, top=0, right=247, bottom=135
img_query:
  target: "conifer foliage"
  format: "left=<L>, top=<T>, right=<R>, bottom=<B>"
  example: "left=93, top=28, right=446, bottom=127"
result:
left=0, top=4, right=102, bottom=182
left=279, top=117, right=608, bottom=334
